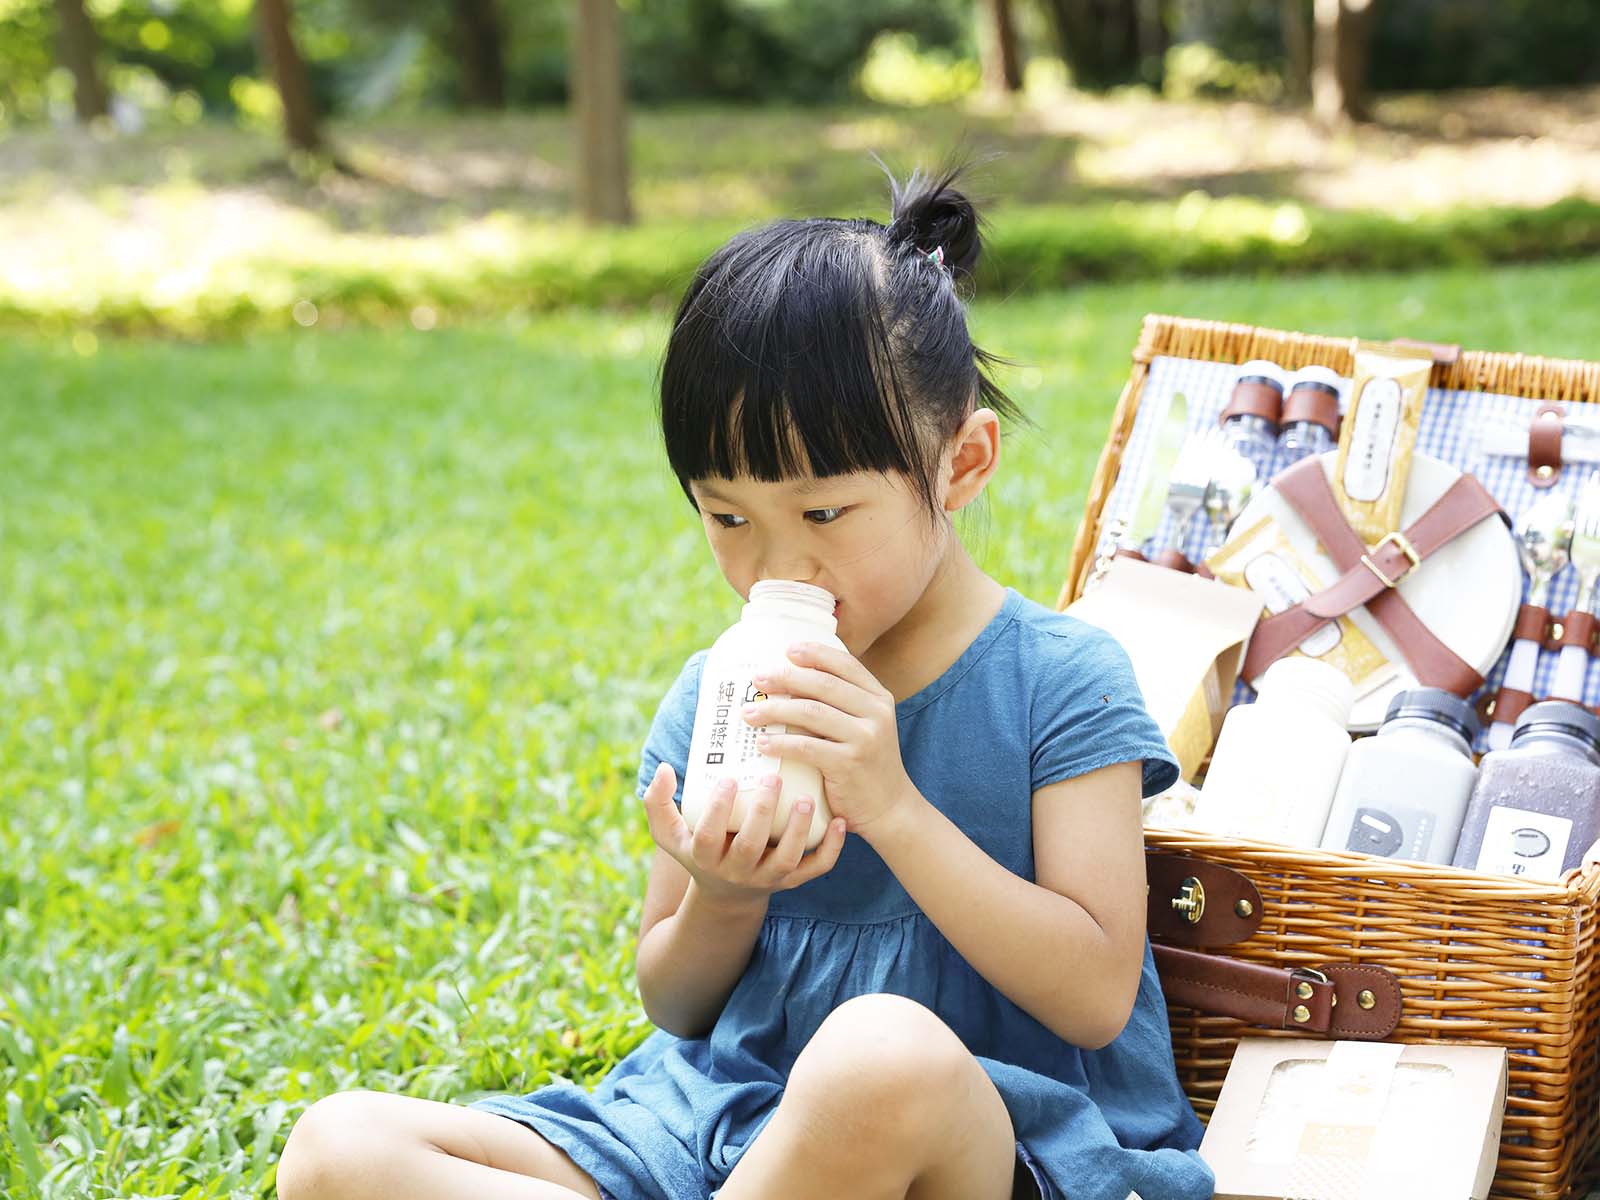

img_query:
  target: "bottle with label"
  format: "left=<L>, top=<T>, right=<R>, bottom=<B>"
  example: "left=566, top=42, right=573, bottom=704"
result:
left=1453, top=701, right=1600, bottom=880
left=1219, top=360, right=1285, bottom=473
left=681, top=580, right=843, bottom=850
left=1277, top=365, right=1344, bottom=465
left=1192, top=655, right=1354, bottom=846
left=1319, top=688, right=1480, bottom=864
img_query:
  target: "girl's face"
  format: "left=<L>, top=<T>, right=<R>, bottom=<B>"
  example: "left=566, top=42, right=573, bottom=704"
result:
left=687, top=468, right=949, bottom=657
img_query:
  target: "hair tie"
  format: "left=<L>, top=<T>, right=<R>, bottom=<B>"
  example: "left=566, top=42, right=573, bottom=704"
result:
left=924, top=245, right=945, bottom=269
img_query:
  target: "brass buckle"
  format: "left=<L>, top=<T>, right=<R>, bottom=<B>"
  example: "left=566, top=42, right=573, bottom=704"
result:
left=1360, top=531, right=1421, bottom=589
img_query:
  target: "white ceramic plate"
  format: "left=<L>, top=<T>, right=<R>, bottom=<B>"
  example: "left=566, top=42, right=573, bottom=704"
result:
left=1224, top=450, right=1520, bottom=731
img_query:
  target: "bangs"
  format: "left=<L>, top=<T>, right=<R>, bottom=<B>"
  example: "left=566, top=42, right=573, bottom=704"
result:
left=658, top=220, right=936, bottom=502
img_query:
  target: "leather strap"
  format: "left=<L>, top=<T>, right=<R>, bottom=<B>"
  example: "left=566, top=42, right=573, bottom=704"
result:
left=1529, top=404, right=1566, bottom=489
left=1239, top=457, right=1509, bottom=695
left=1222, top=378, right=1283, bottom=425
left=1560, top=609, right=1598, bottom=653
left=1490, top=685, right=1537, bottom=729
left=1152, top=943, right=1402, bottom=1039
left=1282, top=382, right=1341, bottom=437
left=1515, top=602, right=1552, bottom=645
left=1146, top=852, right=1263, bottom=946
left=1387, top=338, right=1460, bottom=365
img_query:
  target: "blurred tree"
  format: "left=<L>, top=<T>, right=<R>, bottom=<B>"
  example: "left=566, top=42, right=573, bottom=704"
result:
left=1039, top=0, right=1169, bottom=90
left=1280, top=0, right=1311, bottom=102
left=256, top=0, right=322, bottom=152
left=1313, top=0, right=1375, bottom=124
left=53, top=0, right=110, bottom=121
left=979, top=0, right=1024, bottom=95
left=451, top=0, right=507, bottom=107
left=574, top=0, right=632, bottom=225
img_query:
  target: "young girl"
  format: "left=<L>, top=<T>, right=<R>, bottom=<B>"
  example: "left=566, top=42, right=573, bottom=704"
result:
left=276, top=161, right=1213, bottom=1200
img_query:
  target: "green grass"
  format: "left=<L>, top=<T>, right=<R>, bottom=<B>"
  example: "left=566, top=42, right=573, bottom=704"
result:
left=4, top=256, right=1600, bottom=1198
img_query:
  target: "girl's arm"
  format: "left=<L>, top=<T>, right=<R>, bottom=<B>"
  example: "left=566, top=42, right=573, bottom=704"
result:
left=865, top=759, right=1148, bottom=1050
left=636, top=849, right=770, bottom=1039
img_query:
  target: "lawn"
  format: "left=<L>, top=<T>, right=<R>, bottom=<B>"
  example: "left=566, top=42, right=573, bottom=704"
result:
left=4, top=256, right=1600, bottom=1197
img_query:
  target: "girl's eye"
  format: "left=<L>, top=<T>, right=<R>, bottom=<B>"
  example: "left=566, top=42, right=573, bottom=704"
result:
left=708, top=508, right=846, bottom=529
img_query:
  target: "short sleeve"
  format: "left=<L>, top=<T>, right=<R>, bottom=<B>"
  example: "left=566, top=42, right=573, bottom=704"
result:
left=1030, top=622, right=1181, bottom=799
left=635, top=649, right=709, bottom=809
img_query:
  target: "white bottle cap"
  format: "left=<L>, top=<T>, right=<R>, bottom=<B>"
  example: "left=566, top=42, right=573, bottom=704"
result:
left=1235, top=359, right=1287, bottom=389
left=750, top=579, right=835, bottom=608
left=1255, top=655, right=1355, bottom=728
left=1287, top=364, right=1348, bottom=410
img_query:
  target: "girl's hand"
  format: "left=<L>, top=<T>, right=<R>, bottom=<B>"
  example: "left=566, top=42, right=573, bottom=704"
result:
left=641, top=763, right=847, bottom=908
left=741, top=642, right=917, bottom=841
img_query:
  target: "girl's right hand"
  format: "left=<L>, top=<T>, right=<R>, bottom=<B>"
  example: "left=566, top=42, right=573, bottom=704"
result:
left=641, top=763, right=847, bottom=908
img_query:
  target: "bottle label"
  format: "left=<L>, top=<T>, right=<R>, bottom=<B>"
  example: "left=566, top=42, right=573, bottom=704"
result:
left=1341, top=376, right=1402, bottom=503
left=1339, top=805, right=1438, bottom=860
left=1473, top=805, right=1574, bottom=880
left=685, top=661, right=782, bottom=800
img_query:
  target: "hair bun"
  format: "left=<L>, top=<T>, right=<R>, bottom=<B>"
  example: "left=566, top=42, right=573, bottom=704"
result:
left=878, top=156, right=987, bottom=281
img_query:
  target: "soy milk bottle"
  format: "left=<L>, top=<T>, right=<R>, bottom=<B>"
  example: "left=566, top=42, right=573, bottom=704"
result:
left=681, top=581, right=843, bottom=850
left=1192, top=656, right=1354, bottom=846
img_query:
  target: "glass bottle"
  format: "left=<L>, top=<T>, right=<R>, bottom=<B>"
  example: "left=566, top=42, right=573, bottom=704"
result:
left=1319, top=688, right=1480, bottom=864
left=1453, top=701, right=1600, bottom=880
left=1278, top=365, right=1344, bottom=465
left=1219, top=359, right=1285, bottom=470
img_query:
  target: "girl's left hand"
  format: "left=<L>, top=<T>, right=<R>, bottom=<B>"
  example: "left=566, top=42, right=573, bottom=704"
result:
left=742, top=642, right=916, bottom=840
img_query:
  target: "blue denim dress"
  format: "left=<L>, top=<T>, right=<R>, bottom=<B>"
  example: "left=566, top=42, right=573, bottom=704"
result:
left=469, top=587, right=1214, bottom=1200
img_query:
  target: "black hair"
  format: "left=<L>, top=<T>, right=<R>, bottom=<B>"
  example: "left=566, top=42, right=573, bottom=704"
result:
left=656, top=151, right=1035, bottom=530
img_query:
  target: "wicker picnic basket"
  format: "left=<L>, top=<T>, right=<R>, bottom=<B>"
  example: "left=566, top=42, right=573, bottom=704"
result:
left=1057, top=314, right=1600, bottom=1200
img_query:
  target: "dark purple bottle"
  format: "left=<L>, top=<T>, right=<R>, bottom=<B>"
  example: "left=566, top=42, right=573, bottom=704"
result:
left=1452, top=701, right=1600, bottom=880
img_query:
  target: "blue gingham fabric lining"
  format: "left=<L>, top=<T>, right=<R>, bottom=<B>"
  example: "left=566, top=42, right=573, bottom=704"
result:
left=1094, top=355, right=1595, bottom=752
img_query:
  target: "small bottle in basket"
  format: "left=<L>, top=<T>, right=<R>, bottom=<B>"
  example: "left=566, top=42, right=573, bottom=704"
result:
left=1318, top=687, right=1480, bottom=864
left=1453, top=700, right=1600, bottom=880
left=1191, top=656, right=1354, bottom=846
left=1276, top=366, right=1344, bottom=465
left=681, top=580, right=842, bottom=851
left=1218, top=360, right=1285, bottom=471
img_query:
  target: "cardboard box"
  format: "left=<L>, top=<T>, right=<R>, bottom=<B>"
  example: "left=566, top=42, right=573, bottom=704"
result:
left=1199, top=1038, right=1508, bottom=1200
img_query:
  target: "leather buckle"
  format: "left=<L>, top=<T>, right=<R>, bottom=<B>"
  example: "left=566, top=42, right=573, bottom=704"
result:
left=1359, top=530, right=1421, bottom=589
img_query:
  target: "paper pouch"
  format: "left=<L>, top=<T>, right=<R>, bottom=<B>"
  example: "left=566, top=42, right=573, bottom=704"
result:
left=1332, top=346, right=1432, bottom=546
left=1205, top=513, right=1393, bottom=698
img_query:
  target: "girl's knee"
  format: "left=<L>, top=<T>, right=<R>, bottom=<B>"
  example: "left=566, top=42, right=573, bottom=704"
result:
left=277, top=1090, right=390, bottom=1200
left=788, top=994, right=975, bottom=1136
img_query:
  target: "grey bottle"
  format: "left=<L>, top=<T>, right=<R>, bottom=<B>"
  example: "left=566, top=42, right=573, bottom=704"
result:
left=1452, top=701, right=1600, bottom=880
left=1319, top=688, right=1480, bottom=864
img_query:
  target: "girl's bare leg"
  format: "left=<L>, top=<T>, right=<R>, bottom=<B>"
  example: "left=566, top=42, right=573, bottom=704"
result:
left=717, top=994, right=1019, bottom=1200
left=276, top=1090, right=605, bottom=1200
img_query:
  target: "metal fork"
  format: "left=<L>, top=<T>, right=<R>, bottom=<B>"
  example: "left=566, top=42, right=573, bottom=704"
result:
left=1551, top=470, right=1600, bottom=701
left=1152, top=433, right=1213, bottom=569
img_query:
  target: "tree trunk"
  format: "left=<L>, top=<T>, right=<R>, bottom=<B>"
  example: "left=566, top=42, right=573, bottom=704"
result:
left=573, top=0, right=633, bottom=225
left=979, top=0, right=1023, bottom=95
left=1281, top=0, right=1311, bottom=104
left=1039, top=0, right=1145, bottom=92
left=53, top=0, right=109, bottom=123
left=256, top=0, right=322, bottom=154
left=452, top=0, right=506, bottom=108
left=1312, top=0, right=1375, bottom=125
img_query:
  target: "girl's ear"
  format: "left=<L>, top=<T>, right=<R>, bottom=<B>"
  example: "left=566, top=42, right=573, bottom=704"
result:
left=941, top=408, right=1000, bottom=513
